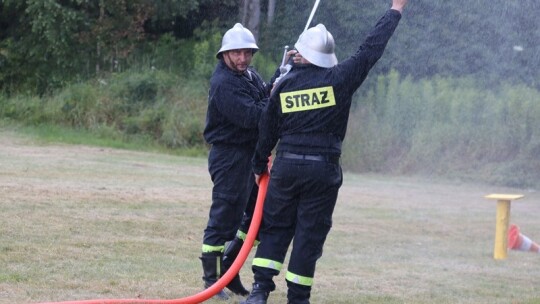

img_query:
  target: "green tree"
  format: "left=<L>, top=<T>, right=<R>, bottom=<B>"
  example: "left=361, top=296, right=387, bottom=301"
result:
left=0, top=0, right=204, bottom=94
left=1, top=0, right=539, bottom=93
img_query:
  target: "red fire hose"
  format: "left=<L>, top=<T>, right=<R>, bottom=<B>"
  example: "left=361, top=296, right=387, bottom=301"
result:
left=37, top=171, right=270, bottom=304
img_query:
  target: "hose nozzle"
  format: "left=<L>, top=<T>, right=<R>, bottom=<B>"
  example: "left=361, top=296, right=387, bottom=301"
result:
left=280, top=45, right=290, bottom=74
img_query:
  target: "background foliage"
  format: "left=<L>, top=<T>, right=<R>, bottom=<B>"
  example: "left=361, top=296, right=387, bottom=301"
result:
left=0, top=0, right=539, bottom=188
left=1, top=0, right=539, bottom=93
left=343, top=72, right=540, bottom=188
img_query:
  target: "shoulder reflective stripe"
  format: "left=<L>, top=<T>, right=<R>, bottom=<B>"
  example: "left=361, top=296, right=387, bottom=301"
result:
left=285, top=271, right=314, bottom=286
left=202, top=244, right=225, bottom=253
left=279, top=86, right=336, bottom=113
left=252, top=258, right=283, bottom=271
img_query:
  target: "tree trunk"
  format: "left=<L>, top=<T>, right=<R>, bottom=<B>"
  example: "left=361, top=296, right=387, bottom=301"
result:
left=240, top=0, right=261, bottom=40
left=96, top=0, right=105, bottom=75
left=267, top=0, right=276, bottom=25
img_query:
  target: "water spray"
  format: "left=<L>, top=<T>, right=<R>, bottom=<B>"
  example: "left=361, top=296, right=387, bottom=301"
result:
left=277, top=0, right=322, bottom=82
left=304, top=0, right=321, bottom=32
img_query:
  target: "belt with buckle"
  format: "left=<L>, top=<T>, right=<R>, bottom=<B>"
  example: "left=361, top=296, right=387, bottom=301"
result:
left=278, top=151, right=340, bottom=164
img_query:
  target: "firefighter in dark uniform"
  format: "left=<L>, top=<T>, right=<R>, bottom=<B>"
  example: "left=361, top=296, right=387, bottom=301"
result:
left=242, top=1, right=409, bottom=303
left=201, top=23, right=271, bottom=300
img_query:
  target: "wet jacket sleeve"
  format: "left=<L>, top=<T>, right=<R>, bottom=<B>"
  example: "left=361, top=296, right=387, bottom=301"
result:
left=268, top=67, right=282, bottom=91
left=252, top=94, right=281, bottom=175
left=211, top=77, right=267, bottom=130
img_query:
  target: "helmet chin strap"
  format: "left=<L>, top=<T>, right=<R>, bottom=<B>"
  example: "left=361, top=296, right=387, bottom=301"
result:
left=223, top=52, right=248, bottom=74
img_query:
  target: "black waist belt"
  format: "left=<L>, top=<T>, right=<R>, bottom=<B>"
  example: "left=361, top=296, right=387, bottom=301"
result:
left=278, top=151, right=340, bottom=164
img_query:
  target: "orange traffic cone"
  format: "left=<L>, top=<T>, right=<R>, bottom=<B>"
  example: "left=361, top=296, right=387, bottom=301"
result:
left=508, top=224, right=540, bottom=253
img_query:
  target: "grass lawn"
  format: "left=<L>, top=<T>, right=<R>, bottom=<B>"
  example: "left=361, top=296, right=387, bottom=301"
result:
left=1, top=129, right=540, bottom=304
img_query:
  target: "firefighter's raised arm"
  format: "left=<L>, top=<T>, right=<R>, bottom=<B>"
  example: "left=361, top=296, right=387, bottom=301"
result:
left=391, top=0, right=408, bottom=13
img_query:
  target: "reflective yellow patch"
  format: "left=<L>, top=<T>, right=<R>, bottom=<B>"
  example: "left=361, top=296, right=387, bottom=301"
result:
left=280, top=86, right=336, bottom=113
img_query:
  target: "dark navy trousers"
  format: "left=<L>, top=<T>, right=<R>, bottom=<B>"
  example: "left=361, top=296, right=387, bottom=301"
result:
left=253, top=156, right=343, bottom=291
left=203, top=144, right=257, bottom=247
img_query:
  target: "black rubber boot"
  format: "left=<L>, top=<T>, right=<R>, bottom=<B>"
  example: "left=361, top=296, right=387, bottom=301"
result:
left=240, top=283, right=269, bottom=304
left=222, top=237, right=250, bottom=296
left=286, top=280, right=311, bottom=304
left=200, top=252, right=229, bottom=300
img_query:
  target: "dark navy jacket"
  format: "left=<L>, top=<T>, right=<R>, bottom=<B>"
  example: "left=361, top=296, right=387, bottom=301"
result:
left=204, top=60, right=270, bottom=147
left=252, top=9, right=402, bottom=174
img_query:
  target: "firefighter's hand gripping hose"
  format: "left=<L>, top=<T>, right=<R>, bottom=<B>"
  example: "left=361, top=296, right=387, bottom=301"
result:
left=36, top=171, right=271, bottom=304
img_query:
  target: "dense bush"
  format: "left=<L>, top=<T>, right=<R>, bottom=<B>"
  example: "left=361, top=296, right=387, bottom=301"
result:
left=343, top=71, right=540, bottom=188
left=2, top=0, right=538, bottom=189
left=1, top=69, right=539, bottom=189
left=1, top=69, right=208, bottom=150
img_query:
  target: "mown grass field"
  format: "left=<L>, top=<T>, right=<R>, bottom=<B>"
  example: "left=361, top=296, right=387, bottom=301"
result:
left=1, top=129, right=540, bottom=304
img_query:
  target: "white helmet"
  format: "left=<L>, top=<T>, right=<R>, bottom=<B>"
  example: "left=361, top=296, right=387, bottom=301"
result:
left=294, top=24, right=337, bottom=68
left=216, top=23, right=259, bottom=58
